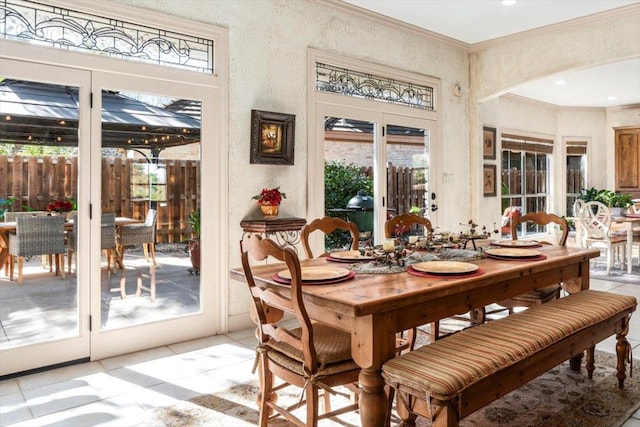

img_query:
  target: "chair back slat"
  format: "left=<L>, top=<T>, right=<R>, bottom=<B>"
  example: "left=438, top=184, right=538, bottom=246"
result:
left=301, top=216, right=359, bottom=259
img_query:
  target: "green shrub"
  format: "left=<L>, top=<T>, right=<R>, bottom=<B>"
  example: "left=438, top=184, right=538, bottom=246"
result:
left=324, top=161, right=373, bottom=250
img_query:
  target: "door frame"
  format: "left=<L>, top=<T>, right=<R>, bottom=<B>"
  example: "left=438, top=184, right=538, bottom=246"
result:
left=0, top=58, right=92, bottom=375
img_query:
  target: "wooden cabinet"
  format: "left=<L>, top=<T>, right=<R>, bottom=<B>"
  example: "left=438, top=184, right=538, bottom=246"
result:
left=615, top=127, right=640, bottom=199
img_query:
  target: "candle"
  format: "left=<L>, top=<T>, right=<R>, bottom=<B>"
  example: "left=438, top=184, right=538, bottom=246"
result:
left=382, top=239, right=395, bottom=251
left=408, top=235, right=418, bottom=244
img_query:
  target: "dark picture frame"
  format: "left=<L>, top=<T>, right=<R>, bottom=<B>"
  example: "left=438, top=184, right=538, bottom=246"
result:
left=483, top=164, right=497, bottom=197
left=250, top=110, right=295, bottom=165
left=483, top=126, right=496, bottom=160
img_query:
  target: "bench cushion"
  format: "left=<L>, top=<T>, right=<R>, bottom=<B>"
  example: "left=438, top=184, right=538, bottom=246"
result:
left=382, top=290, right=636, bottom=401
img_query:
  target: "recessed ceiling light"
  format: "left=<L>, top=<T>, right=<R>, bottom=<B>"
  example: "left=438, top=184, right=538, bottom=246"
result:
left=502, top=0, right=517, bottom=5
left=608, top=96, right=617, bottom=101
left=555, top=79, right=566, bottom=85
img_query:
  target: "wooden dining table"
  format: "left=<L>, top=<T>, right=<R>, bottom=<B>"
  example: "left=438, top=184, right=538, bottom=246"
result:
left=0, top=216, right=140, bottom=273
left=230, top=244, right=600, bottom=427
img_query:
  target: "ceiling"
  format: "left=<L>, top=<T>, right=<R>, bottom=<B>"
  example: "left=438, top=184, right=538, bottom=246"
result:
left=340, top=0, right=640, bottom=107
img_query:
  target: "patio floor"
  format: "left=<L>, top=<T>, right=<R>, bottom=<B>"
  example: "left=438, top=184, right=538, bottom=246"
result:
left=1, top=244, right=200, bottom=349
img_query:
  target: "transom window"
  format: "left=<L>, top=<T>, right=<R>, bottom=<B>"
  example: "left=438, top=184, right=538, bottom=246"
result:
left=1, top=0, right=214, bottom=73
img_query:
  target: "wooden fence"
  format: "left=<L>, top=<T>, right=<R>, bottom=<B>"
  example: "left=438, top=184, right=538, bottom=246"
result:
left=0, top=155, right=200, bottom=243
left=360, top=164, right=427, bottom=215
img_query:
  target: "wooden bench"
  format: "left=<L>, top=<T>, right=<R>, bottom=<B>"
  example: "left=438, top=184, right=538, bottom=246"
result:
left=382, top=290, right=637, bottom=427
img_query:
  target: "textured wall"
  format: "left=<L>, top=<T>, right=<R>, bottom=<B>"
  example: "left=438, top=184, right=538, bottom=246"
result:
left=109, top=0, right=639, bottom=330
left=111, top=0, right=468, bottom=324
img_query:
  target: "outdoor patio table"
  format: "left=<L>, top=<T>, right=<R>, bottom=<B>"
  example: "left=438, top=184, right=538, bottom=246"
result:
left=230, top=245, right=600, bottom=427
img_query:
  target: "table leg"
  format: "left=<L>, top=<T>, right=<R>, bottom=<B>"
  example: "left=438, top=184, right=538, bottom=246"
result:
left=359, top=368, right=388, bottom=427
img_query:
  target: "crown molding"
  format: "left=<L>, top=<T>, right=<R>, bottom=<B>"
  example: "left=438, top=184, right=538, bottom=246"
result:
left=313, top=0, right=470, bottom=50
left=470, top=3, right=640, bottom=52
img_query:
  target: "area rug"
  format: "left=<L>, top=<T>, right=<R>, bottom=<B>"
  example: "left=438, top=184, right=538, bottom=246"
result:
left=147, top=351, right=639, bottom=427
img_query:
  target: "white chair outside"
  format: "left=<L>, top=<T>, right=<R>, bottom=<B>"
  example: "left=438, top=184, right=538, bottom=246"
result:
left=575, top=201, right=628, bottom=274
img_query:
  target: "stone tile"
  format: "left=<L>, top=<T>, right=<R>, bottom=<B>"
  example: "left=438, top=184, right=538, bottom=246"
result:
left=622, top=417, right=640, bottom=427
left=17, top=362, right=105, bottom=392
left=0, top=378, right=20, bottom=397
left=97, top=346, right=175, bottom=371
left=167, top=334, right=233, bottom=354
left=0, top=391, right=32, bottom=425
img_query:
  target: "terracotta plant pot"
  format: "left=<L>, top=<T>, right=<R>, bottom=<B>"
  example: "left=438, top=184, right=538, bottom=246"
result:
left=260, top=204, right=279, bottom=217
left=188, top=238, right=200, bottom=270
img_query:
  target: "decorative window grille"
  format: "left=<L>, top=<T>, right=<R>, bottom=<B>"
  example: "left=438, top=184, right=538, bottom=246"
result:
left=315, top=62, right=434, bottom=110
left=0, top=0, right=214, bottom=73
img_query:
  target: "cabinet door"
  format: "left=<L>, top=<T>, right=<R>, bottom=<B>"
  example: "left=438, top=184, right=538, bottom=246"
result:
left=615, top=128, right=640, bottom=197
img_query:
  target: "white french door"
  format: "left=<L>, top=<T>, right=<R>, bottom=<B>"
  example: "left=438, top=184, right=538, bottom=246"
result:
left=0, top=60, right=220, bottom=375
left=0, top=58, right=91, bottom=375
left=317, top=103, right=438, bottom=250
left=89, top=71, right=217, bottom=360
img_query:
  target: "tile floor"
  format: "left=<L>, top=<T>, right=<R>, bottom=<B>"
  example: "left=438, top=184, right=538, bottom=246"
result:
left=1, top=276, right=639, bottom=426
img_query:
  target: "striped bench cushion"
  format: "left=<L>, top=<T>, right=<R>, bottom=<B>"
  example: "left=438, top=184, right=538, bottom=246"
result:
left=382, top=290, right=636, bottom=401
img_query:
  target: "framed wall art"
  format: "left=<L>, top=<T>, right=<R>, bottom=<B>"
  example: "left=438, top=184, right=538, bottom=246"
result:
left=483, top=164, right=497, bottom=197
left=483, top=126, right=496, bottom=160
left=250, top=110, right=295, bottom=165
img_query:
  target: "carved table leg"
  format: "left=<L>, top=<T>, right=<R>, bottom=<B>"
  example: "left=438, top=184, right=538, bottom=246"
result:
left=359, top=368, right=388, bottom=427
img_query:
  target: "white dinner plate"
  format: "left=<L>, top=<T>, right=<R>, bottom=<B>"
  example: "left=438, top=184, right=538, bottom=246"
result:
left=491, top=240, right=540, bottom=248
left=411, top=261, right=479, bottom=274
left=277, top=267, right=351, bottom=281
left=485, top=248, right=542, bottom=258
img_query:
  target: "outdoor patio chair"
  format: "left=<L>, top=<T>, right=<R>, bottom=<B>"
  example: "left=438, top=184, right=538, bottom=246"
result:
left=300, top=216, right=359, bottom=259
left=117, top=209, right=157, bottom=265
left=67, top=213, right=117, bottom=274
left=240, top=234, right=360, bottom=427
left=5, top=211, right=59, bottom=273
left=8, top=215, right=66, bottom=285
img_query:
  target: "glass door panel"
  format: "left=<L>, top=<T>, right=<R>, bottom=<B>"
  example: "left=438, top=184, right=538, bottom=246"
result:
left=383, top=115, right=436, bottom=235
left=323, top=115, right=375, bottom=253
left=99, top=88, right=202, bottom=331
left=90, top=71, right=215, bottom=361
left=0, top=59, right=90, bottom=376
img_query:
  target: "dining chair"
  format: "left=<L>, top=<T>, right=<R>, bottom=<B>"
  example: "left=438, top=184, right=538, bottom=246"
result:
left=8, top=215, right=66, bottom=285
left=240, top=234, right=360, bottom=427
left=300, top=216, right=359, bottom=259
left=117, top=209, right=157, bottom=265
left=67, top=213, right=117, bottom=274
left=492, top=211, right=568, bottom=314
left=575, top=201, right=627, bottom=274
left=385, top=213, right=473, bottom=344
left=384, top=212, right=433, bottom=241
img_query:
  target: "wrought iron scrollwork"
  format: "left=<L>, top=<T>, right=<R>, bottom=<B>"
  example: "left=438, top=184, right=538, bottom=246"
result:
left=1, top=0, right=213, bottom=73
left=315, top=62, right=434, bottom=110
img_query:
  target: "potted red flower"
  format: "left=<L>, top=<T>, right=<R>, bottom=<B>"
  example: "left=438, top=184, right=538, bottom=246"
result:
left=252, top=187, right=286, bottom=217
